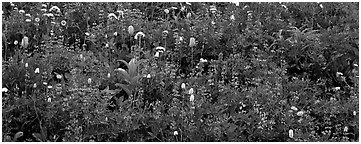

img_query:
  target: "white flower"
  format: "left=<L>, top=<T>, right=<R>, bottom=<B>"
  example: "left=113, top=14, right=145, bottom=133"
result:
left=21, top=36, right=29, bottom=48
left=173, top=131, right=178, bottom=136
left=147, top=74, right=151, bottom=78
left=179, top=36, right=184, bottom=42
left=2, top=87, right=9, bottom=93
left=114, top=32, right=118, bottom=36
left=25, top=63, right=28, bottom=67
left=155, top=46, right=165, bottom=51
left=164, top=9, right=169, bottom=14
left=186, top=13, right=191, bottom=19
left=19, top=10, right=25, bottom=14
left=105, top=44, right=109, bottom=48
left=41, top=8, right=47, bottom=12
left=190, top=94, right=195, bottom=102
left=25, top=19, right=31, bottom=22
left=230, top=15, right=235, bottom=21
left=154, top=52, right=160, bottom=58
left=181, top=83, right=186, bottom=89
left=88, top=78, right=92, bottom=84
left=61, top=20, right=66, bottom=26
left=186, top=2, right=191, bottom=5
left=25, top=13, right=31, bottom=17
left=290, top=106, right=298, bottom=111
left=336, top=72, right=343, bottom=77
left=319, top=4, right=323, bottom=9
left=296, top=111, right=304, bottom=116
left=42, top=4, right=47, bottom=8
left=107, top=13, right=118, bottom=20
left=344, top=126, right=348, bottom=132
left=189, top=88, right=194, bottom=94
left=80, top=54, right=83, bottom=59
left=289, top=129, right=294, bottom=138
left=334, top=87, right=341, bottom=91
left=10, top=3, right=15, bottom=7
left=47, top=97, right=51, bottom=102
left=134, top=32, right=145, bottom=39
left=33, top=83, right=37, bottom=88
left=353, top=111, right=356, bottom=116
left=56, top=74, right=62, bottom=79
left=35, top=17, right=40, bottom=22
left=181, top=6, right=186, bottom=11
left=49, top=6, right=60, bottom=13
left=107, top=73, right=111, bottom=78
left=14, top=40, right=19, bottom=45
left=35, top=68, right=40, bottom=73
left=43, top=82, right=48, bottom=85
left=47, top=85, right=53, bottom=89
left=128, top=25, right=134, bottom=35
left=211, top=21, right=215, bottom=25
left=353, top=64, right=358, bottom=67
left=85, top=32, right=90, bottom=36
left=200, top=58, right=208, bottom=63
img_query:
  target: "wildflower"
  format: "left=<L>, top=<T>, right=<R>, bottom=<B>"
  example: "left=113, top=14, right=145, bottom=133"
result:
left=33, top=83, right=37, bottom=88
left=25, top=19, right=31, bottom=22
left=230, top=14, right=235, bottom=21
left=107, top=13, right=118, bottom=20
left=179, top=36, right=183, bottom=42
left=162, top=30, right=168, bottom=38
left=200, top=58, right=208, bottom=63
left=35, top=68, right=40, bottom=74
left=85, top=32, right=90, bottom=36
left=105, top=44, right=109, bottom=48
left=2, top=87, right=8, bottom=93
left=189, top=88, right=194, bottom=94
left=10, top=3, right=15, bottom=7
left=181, top=83, right=186, bottom=89
left=353, top=64, right=358, bottom=67
left=154, top=52, right=160, bottom=58
left=19, top=10, right=25, bottom=14
left=35, top=17, right=40, bottom=22
left=43, top=82, right=48, bottom=85
left=334, top=87, right=341, bottom=91
left=47, top=97, right=51, bottom=102
left=128, top=25, right=134, bottom=35
left=61, top=20, right=66, bottom=26
left=319, top=4, right=323, bottom=9
left=296, top=111, right=304, bottom=116
left=211, top=21, right=215, bottom=25
left=79, top=54, right=83, bottom=59
left=190, top=94, right=195, bottom=102
left=41, top=8, right=47, bottom=12
left=344, top=126, right=348, bottom=132
left=173, top=131, right=178, bottom=136
left=88, top=78, right=92, bottom=84
left=155, top=46, right=165, bottom=52
left=25, top=63, right=28, bottom=67
left=14, top=40, right=19, bottom=45
left=14, top=7, right=18, bottom=11
left=49, top=6, right=60, bottom=13
left=114, top=32, right=118, bottom=36
left=47, top=85, right=53, bottom=89
left=186, top=13, right=191, bottom=19
left=42, top=4, right=47, bottom=8
left=189, top=37, right=196, bottom=47
left=353, top=111, right=356, bottom=116
left=56, top=74, right=62, bottom=79
left=147, top=74, right=151, bottom=78
left=181, top=6, right=186, bottom=11
left=164, top=9, right=169, bottom=14
left=289, top=129, right=294, bottom=138
left=210, top=5, right=217, bottom=13
left=134, top=32, right=145, bottom=39
left=290, top=106, right=298, bottom=111
left=186, top=2, right=191, bottom=5
left=107, top=73, right=111, bottom=78
left=117, top=10, right=124, bottom=19
left=21, top=36, right=29, bottom=48
left=336, top=72, right=343, bottom=77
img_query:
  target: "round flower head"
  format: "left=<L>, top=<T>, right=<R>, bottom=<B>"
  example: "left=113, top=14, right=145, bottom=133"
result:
left=190, top=94, right=195, bottom=102
left=189, top=37, right=196, bottom=47
left=35, top=68, right=40, bottom=74
left=181, top=83, right=186, bottom=89
left=61, top=20, right=66, bottom=26
left=35, top=17, right=40, bottom=22
left=288, top=129, right=294, bottom=138
left=154, top=51, right=160, bottom=58
left=164, top=9, right=169, bottom=14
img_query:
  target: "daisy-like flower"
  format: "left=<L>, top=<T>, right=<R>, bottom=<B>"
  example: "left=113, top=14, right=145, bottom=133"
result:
left=128, top=25, right=134, bottom=35
left=134, top=32, right=145, bottom=39
left=164, top=9, right=169, bottom=14
left=35, top=17, right=40, bottom=22
left=61, top=20, right=66, bottom=26
left=19, top=10, right=25, bottom=14
left=289, top=129, right=294, bottom=138
left=35, top=68, right=40, bottom=73
left=14, top=40, right=19, bottom=45
left=147, top=74, right=151, bottom=78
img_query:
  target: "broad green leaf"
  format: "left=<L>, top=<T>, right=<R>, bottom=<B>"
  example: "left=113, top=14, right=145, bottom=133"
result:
left=115, top=83, right=132, bottom=97
left=117, top=59, right=130, bottom=69
left=115, top=68, right=131, bottom=82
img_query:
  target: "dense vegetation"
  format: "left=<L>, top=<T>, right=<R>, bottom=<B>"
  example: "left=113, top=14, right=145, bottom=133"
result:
left=2, top=2, right=359, bottom=142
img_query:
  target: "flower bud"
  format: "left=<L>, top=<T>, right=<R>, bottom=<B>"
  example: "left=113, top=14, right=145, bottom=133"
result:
left=181, top=83, right=186, bottom=89
left=230, top=14, right=235, bottom=21
left=33, top=83, right=37, bottom=88
left=107, top=73, right=111, bottom=78
left=174, top=131, right=178, bottom=136
left=164, top=9, right=169, bottom=14
left=21, top=36, right=29, bottom=48
left=190, top=94, right=195, bottom=102
left=344, top=126, right=348, bottom=132
left=189, top=88, right=194, bottom=94
left=47, top=97, right=52, bottom=102
left=353, top=111, right=356, bottom=116
left=189, top=37, right=196, bottom=47
left=114, top=32, right=118, bottom=36
left=88, top=78, right=92, bottom=84
left=61, top=20, right=66, bottom=26
left=128, top=25, right=134, bottom=35
left=47, top=85, right=53, bottom=89
left=25, top=63, right=28, bottom=67
left=147, top=74, right=151, bottom=78
left=289, top=129, right=294, bottom=138
left=14, top=40, right=19, bottom=45
left=154, top=52, right=159, bottom=58
left=35, top=68, right=40, bottom=73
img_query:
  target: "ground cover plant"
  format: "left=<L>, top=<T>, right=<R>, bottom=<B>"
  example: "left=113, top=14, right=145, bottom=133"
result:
left=1, top=2, right=359, bottom=142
